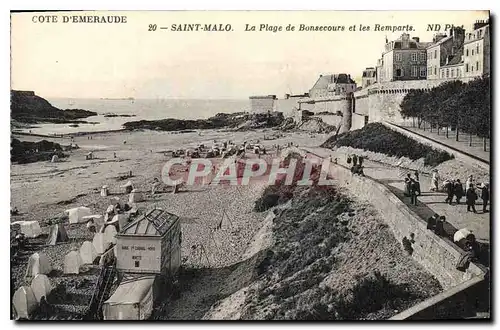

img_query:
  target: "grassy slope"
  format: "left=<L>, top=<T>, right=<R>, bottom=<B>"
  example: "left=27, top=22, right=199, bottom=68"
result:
left=321, top=123, right=454, bottom=167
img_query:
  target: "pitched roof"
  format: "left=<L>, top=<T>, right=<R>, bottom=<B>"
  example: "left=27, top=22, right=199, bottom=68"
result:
left=441, top=47, right=464, bottom=67
left=311, top=74, right=355, bottom=90
left=120, top=208, right=179, bottom=236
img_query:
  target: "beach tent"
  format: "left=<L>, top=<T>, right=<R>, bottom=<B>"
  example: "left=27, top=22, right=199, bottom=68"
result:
left=66, top=206, right=92, bottom=224
left=104, top=225, right=118, bottom=246
left=80, top=241, right=98, bottom=265
left=46, top=223, right=69, bottom=245
left=51, top=155, right=59, bottom=163
left=63, top=250, right=83, bottom=275
left=25, top=252, right=52, bottom=282
left=128, top=189, right=145, bottom=204
left=92, top=232, right=110, bottom=255
left=103, top=275, right=155, bottom=320
left=11, top=221, right=42, bottom=238
left=30, top=274, right=53, bottom=303
left=12, top=286, right=37, bottom=320
left=101, top=185, right=109, bottom=197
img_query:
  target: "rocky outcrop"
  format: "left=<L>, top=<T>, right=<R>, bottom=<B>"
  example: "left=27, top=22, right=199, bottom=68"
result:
left=123, top=112, right=285, bottom=131
left=11, top=90, right=97, bottom=123
left=11, top=138, right=67, bottom=164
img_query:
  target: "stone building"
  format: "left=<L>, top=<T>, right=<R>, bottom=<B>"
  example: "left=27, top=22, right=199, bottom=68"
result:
left=426, top=27, right=465, bottom=80
left=361, top=67, right=377, bottom=88
left=439, top=52, right=464, bottom=80
left=249, top=95, right=277, bottom=113
left=308, top=74, right=356, bottom=98
left=463, top=20, right=490, bottom=78
left=378, top=33, right=432, bottom=82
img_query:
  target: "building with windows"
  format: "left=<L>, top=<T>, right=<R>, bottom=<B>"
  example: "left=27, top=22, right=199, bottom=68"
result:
left=308, top=73, right=356, bottom=98
left=378, top=33, right=431, bottom=82
left=361, top=67, right=377, bottom=88
left=439, top=51, right=464, bottom=80
left=426, top=27, right=465, bottom=80
left=463, top=20, right=490, bottom=78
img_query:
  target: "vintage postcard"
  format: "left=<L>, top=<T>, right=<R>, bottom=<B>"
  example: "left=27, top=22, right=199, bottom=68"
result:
left=10, top=10, right=490, bottom=321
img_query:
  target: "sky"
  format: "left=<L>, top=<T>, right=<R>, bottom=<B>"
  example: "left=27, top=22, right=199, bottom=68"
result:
left=10, top=10, right=489, bottom=99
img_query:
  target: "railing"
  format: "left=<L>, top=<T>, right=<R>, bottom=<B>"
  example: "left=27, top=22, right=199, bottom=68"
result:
left=86, top=259, right=116, bottom=320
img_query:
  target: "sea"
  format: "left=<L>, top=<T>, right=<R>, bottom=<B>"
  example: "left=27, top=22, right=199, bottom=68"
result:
left=17, top=98, right=253, bottom=136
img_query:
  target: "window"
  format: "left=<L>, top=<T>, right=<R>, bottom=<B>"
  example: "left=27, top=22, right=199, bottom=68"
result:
left=451, top=69, right=455, bottom=77
left=411, top=66, right=418, bottom=77
left=434, top=50, right=437, bottom=58
left=476, top=61, right=480, bottom=71
left=395, top=53, right=402, bottom=62
left=411, top=53, right=418, bottom=62
left=396, top=68, right=402, bottom=77
left=419, top=53, right=426, bottom=61
left=135, top=261, right=140, bottom=267
left=434, top=66, right=437, bottom=75
left=441, top=71, right=444, bottom=78
left=420, top=67, right=426, bottom=77
left=477, top=44, right=480, bottom=54
left=478, top=30, right=482, bottom=38
left=428, top=66, right=432, bottom=76
left=446, top=69, right=449, bottom=78
left=466, top=63, right=469, bottom=72
left=428, top=51, right=432, bottom=60
left=466, top=48, right=469, bottom=56
left=472, top=49, right=474, bottom=56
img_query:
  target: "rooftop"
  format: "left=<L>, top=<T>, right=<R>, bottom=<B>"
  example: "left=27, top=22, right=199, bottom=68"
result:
left=120, top=208, right=179, bottom=236
left=311, top=74, right=355, bottom=90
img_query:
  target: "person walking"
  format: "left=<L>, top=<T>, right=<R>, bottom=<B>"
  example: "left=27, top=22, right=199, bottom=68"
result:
left=358, top=156, right=364, bottom=166
left=466, top=175, right=474, bottom=191
left=352, top=154, right=358, bottom=166
left=410, top=178, right=419, bottom=205
left=481, top=183, right=490, bottom=213
left=444, top=179, right=454, bottom=205
left=454, top=179, right=464, bottom=204
left=466, top=186, right=478, bottom=213
left=431, top=169, right=440, bottom=192
left=404, top=173, right=412, bottom=197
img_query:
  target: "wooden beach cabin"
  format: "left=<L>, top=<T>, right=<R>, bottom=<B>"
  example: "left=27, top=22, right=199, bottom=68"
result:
left=115, top=208, right=181, bottom=278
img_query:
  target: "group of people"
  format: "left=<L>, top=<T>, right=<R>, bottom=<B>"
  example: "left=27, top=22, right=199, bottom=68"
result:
left=347, top=154, right=365, bottom=176
left=431, top=170, right=490, bottom=213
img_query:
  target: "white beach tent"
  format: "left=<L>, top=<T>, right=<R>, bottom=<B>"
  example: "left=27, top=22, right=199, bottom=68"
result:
left=66, top=206, right=92, bottom=224
left=46, top=223, right=69, bottom=246
left=454, top=228, right=475, bottom=245
left=25, top=252, right=52, bottom=282
left=63, top=250, right=83, bottom=275
left=92, top=232, right=110, bottom=255
left=128, top=189, right=145, bottom=204
left=80, top=241, right=98, bottom=265
left=11, top=221, right=42, bottom=238
left=108, top=214, right=129, bottom=231
left=30, top=274, right=53, bottom=303
left=12, top=286, right=38, bottom=320
left=104, top=225, right=118, bottom=246
left=103, top=275, right=155, bottom=320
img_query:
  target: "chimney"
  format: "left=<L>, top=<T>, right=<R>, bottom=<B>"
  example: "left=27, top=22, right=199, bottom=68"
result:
left=474, top=19, right=488, bottom=31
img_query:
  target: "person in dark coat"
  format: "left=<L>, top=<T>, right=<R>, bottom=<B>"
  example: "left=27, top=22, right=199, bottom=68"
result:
left=414, top=170, right=419, bottom=182
left=444, top=180, right=454, bottom=205
left=481, top=183, right=490, bottom=213
left=404, top=173, right=412, bottom=197
left=454, top=179, right=464, bottom=204
left=352, top=154, right=358, bottom=166
left=410, top=179, right=419, bottom=205
left=358, top=156, right=364, bottom=166
left=466, top=187, right=478, bottom=213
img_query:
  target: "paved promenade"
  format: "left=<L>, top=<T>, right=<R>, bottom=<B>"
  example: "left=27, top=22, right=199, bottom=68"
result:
left=303, top=146, right=490, bottom=245
left=395, top=122, right=490, bottom=163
